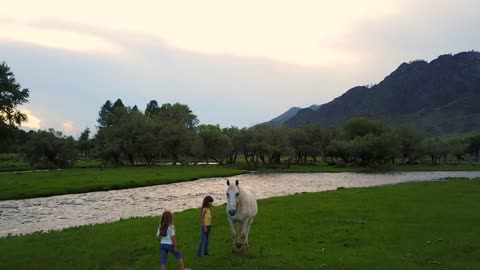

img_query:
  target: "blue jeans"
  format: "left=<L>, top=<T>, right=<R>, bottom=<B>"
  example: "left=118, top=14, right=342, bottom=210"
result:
left=160, top=243, right=182, bottom=266
left=197, top=225, right=211, bottom=256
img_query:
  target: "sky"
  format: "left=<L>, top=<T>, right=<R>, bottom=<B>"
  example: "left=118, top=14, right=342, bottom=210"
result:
left=1, top=0, right=479, bottom=137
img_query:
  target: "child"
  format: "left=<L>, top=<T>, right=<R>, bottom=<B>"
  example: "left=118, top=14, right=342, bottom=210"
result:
left=156, top=211, right=190, bottom=270
left=197, top=196, right=214, bottom=256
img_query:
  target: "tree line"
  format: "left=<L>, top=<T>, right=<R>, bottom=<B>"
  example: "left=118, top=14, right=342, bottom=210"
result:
left=3, top=99, right=480, bottom=169
left=88, top=100, right=480, bottom=168
left=1, top=61, right=480, bottom=169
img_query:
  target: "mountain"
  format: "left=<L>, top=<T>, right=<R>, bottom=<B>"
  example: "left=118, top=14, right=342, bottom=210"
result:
left=262, top=104, right=321, bottom=127
left=308, top=104, right=322, bottom=111
left=285, top=51, right=480, bottom=135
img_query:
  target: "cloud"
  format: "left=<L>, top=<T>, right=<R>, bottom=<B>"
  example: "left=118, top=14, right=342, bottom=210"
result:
left=0, top=0, right=402, bottom=67
left=0, top=24, right=125, bottom=56
left=2, top=0, right=479, bottom=135
left=1, top=29, right=352, bottom=133
left=323, top=0, right=480, bottom=80
left=62, top=121, right=74, bottom=133
left=19, top=107, right=41, bottom=129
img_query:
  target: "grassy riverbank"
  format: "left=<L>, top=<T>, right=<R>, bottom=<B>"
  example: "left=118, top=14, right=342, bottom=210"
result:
left=1, top=154, right=479, bottom=201
left=0, top=166, right=246, bottom=201
left=0, top=154, right=103, bottom=172
left=1, top=178, right=479, bottom=269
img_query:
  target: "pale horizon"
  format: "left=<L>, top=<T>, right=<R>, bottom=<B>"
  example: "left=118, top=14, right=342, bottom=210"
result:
left=1, top=0, right=479, bottom=136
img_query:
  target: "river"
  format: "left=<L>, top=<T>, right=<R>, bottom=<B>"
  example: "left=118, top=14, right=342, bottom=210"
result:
left=1, top=171, right=479, bottom=237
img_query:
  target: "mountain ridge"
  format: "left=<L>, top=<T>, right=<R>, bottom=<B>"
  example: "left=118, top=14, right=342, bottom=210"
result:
left=284, top=51, right=480, bottom=135
left=261, top=104, right=321, bottom=127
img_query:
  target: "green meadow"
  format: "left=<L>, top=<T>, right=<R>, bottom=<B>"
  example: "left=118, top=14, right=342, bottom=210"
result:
left=224, top=155, right=480, bottom=173
left=1, top=178, right=479, bottom=270
left=1, top=158, right=479, bottom=201
left=1, top=152, right=478, bottom=202
left=0, top=166, right=246, bottom=201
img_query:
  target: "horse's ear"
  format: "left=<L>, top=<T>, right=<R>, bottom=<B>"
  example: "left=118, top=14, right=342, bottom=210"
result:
left=227, top=180, right=230, bottom=186
left=236, top=180, right=239, bottom=186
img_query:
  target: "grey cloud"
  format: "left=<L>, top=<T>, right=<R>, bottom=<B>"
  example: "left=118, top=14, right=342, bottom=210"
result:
left=2, top=2, right=479, bottom=136
left=0, top=27, right=346, bottom=135
left=327, top=0, right=480, bottom=84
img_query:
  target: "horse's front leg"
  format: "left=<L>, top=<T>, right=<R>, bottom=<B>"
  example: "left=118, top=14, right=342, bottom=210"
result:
left=227, top=217, right=237, bottom=252
left=239, top=219, right=251, bottom=253
left=234, top=221, right=243, bottom=252
left=244, top=217, right=254, bottom=247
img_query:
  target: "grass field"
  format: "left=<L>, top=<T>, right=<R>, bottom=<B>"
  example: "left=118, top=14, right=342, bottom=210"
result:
left=2, top=153, right=479, bottom=174
left=1, top=154, right=479, bottom=201
left=0, top=154, right=103, bottom=172
left=0, top=154, right=32, bottom=172
left=1, top=178, right=479, bottom=269
left=0, top=166, right=246, bottom=201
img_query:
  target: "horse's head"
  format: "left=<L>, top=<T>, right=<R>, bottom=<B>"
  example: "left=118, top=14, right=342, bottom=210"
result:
left=226, top=179, right=240, bottom=216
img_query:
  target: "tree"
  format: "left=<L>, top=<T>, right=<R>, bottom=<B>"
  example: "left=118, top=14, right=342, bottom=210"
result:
left=23, top=129, right=78, bottom=168
left=318, top=127, right=338, bottom=162
left=157, top=103, right=199, bottom=129
left=422, top=138, right=447, bottom=164
left=0, top=128, right=29, bottom=153
left=78, top=128, right=91, bottom=157
left=447, top=137, right=468, bottom=161
left=396, top=125, right=424, bottom=164
left=112, top=98, right=125, bottom=108
left=95, top=127, right=123, bottom=166
left=191, top=134, right=207, bottom=165
left=232, top=128, right=256, bottom=168
left=0, top=62, right=29, bottom=127
left=197, top=124, right=232, bottom=165
left=466, top=134, right=480, bottom=161
left=351, top=132, right=399, bottom=166
left=344, top=118, right=384, bottom=139
left=145, top=100, right=160, bottom=117
left=95, top=99, right=130, bottom=166
left=222, top=126, right=240, bottom=164
left=160, top=123, right=194, bottom=165
left=110, top=99, right=128, bottom=126
left=97, top=100, right=113, bottom=129
left=327, top=139, right=355, bottom=164
left=288, top=128, right=309, bottom=164
left=135, top=116, right=162, bottom=165
left=131, top=105, right=140, bottom=112
left=0, top=62, right=30, bottom=141
left=249, top=125, right=290, bottom=167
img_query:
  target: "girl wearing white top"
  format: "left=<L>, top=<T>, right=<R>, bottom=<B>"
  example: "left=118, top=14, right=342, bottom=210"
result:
left=157, top=211, right=190, bottom=270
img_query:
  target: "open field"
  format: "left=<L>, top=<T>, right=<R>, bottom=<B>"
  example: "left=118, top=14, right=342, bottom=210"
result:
left=1, top=154, right=479, bottom=201
left=1, top=178, right=479, bottom=269
left=0, top=154, right=104, bottom=172
left=0, top=166, right=247, bottom=201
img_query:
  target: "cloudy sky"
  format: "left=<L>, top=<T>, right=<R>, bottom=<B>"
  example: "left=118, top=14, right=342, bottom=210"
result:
left=1, top=0, right=479, bottom=136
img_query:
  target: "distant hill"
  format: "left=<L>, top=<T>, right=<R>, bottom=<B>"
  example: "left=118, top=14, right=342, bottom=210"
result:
left=262, top=104, right=322, bottom=127
left=285, top=51, right=480, bottom=135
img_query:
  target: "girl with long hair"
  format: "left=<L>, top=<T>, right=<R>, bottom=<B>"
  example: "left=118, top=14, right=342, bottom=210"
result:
left=197, top=196, right=215, bottom=256
left=156, top=211, right=190, bottom=270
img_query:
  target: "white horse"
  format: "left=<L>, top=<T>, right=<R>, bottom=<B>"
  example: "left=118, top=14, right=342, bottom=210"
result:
left=226, top=179, right=258, bottom=253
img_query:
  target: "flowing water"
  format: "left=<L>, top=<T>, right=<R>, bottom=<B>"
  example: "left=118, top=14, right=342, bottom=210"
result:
left=1, top=171, right=479, bottom=237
